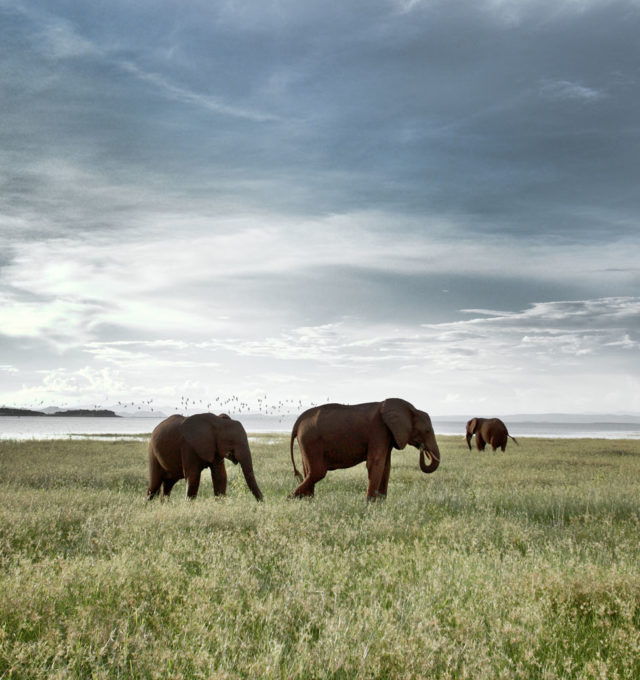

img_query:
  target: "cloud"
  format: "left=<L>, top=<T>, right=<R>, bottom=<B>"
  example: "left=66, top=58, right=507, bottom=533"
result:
left=6, top=366, right=127, bottom=406
left=1, top=0, right=639, bottom=413
left=2, top=210, right=638, bottom=355
left=1, top=0, right=97, bottom=59
left=539, top=79, right=604, bottom=102
left=4, top=0, right=640, bottom=239
left=0, top=292, right=109, bottom=345
left=186, top=297, right=640, bottom=371
left=118, top=60, right=280, bottom=122
left=1, top=296, right=637, bottom=413
left=82, top=340, right=221, bottom=370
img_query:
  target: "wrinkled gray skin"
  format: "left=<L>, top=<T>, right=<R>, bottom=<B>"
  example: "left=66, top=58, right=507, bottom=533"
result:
left=289, top=398, right=440, bottom=500
left=147, top=413, right=263, bottom=501
left=465, top=417, right=518, bottom=452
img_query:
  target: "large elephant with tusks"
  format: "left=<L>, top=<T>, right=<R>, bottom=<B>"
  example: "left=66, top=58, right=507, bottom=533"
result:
left=289, top=398, right=440, bottom=500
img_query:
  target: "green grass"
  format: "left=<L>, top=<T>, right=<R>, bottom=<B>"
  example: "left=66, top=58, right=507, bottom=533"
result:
left=1, top=435, right=639, bottom=679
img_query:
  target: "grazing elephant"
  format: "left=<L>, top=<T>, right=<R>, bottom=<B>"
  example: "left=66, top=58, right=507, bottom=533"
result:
left=465, top=417, right=518, bottom=452
left=289, top=398, right=440, bottom=500
left=147, top=413, right=263, bottom=501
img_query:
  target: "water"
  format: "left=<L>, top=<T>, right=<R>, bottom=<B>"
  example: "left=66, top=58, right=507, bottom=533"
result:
left=1, top=415, right=640, bottom=440
left=0, top=414, right=294, bottom=440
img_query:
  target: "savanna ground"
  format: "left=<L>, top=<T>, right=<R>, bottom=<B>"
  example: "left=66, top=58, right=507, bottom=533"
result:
left=1, top=433, right=639, bottom=679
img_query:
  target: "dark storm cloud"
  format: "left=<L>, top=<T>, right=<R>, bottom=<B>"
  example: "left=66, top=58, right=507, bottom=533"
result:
left=2, top=0, right=639, bottom=239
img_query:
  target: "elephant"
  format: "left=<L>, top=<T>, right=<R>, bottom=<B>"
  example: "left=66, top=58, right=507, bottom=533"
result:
left=147, top=413, right=263, bottom=501
left=289, top=398, right=440, bottom=500
left=465, top=417, right=518, bottom=452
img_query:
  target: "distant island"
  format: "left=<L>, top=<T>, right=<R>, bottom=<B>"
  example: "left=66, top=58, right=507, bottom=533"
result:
left=0, top=408, right=120, bottom=418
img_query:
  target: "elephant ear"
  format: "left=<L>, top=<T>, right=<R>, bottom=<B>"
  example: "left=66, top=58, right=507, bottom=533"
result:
left=181, top=413, right=218, bottom=463
left=381, top=398, right=413, bottom=450
left=468, top=418, right=478, bottom=434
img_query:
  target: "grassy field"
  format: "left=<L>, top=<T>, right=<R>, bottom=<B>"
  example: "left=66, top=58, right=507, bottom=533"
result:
left=1, top=434, right=639, bottom=679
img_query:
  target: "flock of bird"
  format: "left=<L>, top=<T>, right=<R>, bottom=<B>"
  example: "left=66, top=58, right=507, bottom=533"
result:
left=114, top=395, right=330, bottom=417
left=13, top=395, right=331, bottom=418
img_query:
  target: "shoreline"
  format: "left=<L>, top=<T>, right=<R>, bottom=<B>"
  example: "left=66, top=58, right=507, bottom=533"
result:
left=1, top=414, right=639, bottom=441
left=1, top=433, right=639, bottom=442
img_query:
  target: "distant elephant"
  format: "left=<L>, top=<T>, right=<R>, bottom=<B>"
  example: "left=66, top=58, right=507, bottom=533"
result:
left=147, top=413, right=263, bottom=501
left=465, top=417, right=518, bottom=452
left=289, top=398, right=440, bottom=500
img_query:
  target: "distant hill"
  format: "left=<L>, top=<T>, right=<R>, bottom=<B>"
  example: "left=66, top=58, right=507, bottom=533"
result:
left=0, top=408, right=120, bottom=418
left=0, top=407, right=46, bottom=417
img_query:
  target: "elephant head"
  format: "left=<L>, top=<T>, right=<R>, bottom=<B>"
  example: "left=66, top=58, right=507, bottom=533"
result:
left=465, top=418, right=478, bottom=450
left=381, top=398, right=440, bottom=473
left=181, top=413, right=263, bottom=501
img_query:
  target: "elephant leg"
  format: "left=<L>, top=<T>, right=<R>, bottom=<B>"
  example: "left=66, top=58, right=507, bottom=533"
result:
left=366, top=452, right=388, bottom=501
left=181, top=444, right=203, bottom=499
left=147, top=455, right=164, bottom=501
left=476, top=435, right=486, bottom=451
left=290, top=447, right=326, bottom=497
left=211, top=459, right=227, bottom=496
left=162, top=478, right=179, bottom=498
left=376, top=453, right=392, bottom=498
left=291, top=468, right=326, bottom=497
left=185, top=472, right=201, bottom=499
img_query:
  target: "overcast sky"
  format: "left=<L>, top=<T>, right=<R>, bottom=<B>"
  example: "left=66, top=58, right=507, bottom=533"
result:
left=1, top=0, right=639, bottom=416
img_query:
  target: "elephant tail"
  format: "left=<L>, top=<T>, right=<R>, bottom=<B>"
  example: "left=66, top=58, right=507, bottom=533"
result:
left=290, top=423, right=303, bottom=481
left=509, top=435, right=519, bottom=445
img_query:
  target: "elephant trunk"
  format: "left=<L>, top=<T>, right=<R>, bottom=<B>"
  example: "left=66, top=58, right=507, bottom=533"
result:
left=236, top=447, right=263, bottom=501
left=419, top=442, right=440, bottom=474
left=466, top=432, right=472, bottom=450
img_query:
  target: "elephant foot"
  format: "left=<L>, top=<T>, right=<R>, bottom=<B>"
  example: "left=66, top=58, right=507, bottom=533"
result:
left=288, top=490, right=314, bottom=500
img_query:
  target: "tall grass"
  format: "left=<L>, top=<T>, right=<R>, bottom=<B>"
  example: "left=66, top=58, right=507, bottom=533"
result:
left=1, top=435, right=639, bottom=678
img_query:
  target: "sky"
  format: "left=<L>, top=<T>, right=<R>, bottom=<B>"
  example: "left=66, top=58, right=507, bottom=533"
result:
left=1, top=0, right=639, bottom=417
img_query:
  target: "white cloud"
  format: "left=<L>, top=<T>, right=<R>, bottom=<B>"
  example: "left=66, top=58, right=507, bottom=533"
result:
left=82, top=341, right=221, bottom=370
left=2, top=208, right=639, bottom=354
left=0, top=293, right=106, bottom=343
left=183, top=297, right=640, bottom=376
left=37, top=19, right=97, bottom=60
left=539, top=79, right=604, bottom=102
left=119, top=60, right=280, bottom=122
left=1, top=295, right=638, bottom=413
left=5, top=366, right=127, bottom=406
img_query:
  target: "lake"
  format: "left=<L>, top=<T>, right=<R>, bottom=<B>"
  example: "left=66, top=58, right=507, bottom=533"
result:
left=1, top=414, right=640, bottom=440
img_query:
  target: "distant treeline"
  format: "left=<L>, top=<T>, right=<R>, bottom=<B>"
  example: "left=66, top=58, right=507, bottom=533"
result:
left=0, top=408, right=119, bottom=418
